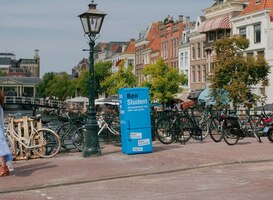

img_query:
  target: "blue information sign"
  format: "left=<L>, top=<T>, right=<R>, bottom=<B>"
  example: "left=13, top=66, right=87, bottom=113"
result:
left=118, top=87, right=152, bottom=154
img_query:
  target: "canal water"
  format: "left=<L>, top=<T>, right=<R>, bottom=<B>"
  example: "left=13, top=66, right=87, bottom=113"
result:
left=4, top=108, right=33, bottom=118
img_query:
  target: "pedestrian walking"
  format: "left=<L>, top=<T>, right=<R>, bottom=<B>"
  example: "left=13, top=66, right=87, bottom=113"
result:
left=0, top=90, right=13, bottom=177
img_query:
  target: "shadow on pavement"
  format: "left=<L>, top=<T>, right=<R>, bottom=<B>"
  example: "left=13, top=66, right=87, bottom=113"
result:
left=12, top=162, right=57, bottom=177
left=152, top=143, right=182, bottom=153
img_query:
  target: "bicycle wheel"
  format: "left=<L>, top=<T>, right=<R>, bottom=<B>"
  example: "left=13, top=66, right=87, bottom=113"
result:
left=108, top=119, right=121, bottom=146
left=209, top=118, right=223, bottom=143
left=33, top=128, right=61, bottom=158
left=174, top=115, right=193, bottom=143
left=222, top=126, right=239, bottom=145
left=72, top=127, right=85, bottom=151
left=156, top=117, right=175, bottom=144
left=267, top=129, right=273, bottom=143
left=199, top=120, right=209, bottom=140
left=249, top=120, right=262, bottom=143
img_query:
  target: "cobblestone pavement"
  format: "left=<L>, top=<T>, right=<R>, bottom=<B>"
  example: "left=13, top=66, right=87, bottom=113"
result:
left=2, top=161, right=273, bottom=200
left=1, top=137, right=273, bottom=199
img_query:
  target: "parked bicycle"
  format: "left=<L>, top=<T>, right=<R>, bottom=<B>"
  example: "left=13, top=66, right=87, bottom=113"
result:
left=221, top=103, right=261, bottom=145
left=46, top=112, right=85, bottom=152
left=5, top=114, right=61, bottom=158
left=72, top=114, right=120, bottom=151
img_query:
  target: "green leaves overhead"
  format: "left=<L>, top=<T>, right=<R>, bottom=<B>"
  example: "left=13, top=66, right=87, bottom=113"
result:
left=211, top=35, right=270, bottom=107
left=141, top=58, right=186, bottom=104
left=101, top=63, right=137, bottom=95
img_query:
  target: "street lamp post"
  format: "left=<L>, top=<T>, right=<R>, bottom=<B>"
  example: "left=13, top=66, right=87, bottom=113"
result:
left=79, top=1, right=107, bottom=157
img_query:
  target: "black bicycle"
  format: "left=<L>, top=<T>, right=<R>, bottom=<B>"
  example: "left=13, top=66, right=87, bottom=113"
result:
left=221, top=107, right=261, bottom=145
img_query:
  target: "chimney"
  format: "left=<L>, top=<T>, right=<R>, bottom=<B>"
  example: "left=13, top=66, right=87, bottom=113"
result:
left=178, top=15, right=184, bottom=22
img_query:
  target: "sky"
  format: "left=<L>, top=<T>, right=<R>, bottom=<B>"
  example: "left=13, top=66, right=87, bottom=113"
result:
left=0, top=0, right=212, bottom=77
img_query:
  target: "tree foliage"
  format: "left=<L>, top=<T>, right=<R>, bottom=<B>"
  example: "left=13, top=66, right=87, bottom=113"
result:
left=37, top=72, right=55, bottom=98
left=141, top=58, right=186, bottom=104
left=211, top=35, right=270, bottom=106
left=0, top=70, right=7, bottom=76
left=101, top=61, right=137, bottom=95
left=76, top=61, right=112, bottom=98
left=44, top=72, right=74, bottom=100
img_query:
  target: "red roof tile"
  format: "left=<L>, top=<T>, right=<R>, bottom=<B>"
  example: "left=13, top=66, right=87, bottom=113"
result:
left=240, top=0, right=273, bottom=21
left=125, top=39, right=135, bottom=53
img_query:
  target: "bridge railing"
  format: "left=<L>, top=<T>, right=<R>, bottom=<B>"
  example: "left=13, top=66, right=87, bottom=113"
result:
left=4, top=96, right=64, bottom=108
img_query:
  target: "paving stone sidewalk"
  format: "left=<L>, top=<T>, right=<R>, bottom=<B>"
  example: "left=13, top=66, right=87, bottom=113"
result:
left=1, top=138, right=273, bottom=194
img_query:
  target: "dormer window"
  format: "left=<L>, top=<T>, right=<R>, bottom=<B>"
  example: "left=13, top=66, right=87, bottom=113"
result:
left=256, top=0, right=261, bottom=4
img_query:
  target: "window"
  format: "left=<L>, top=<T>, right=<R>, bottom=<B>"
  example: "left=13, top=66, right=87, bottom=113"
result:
left=257, top=50, right=264, bottom=56
left=226, top=29, right=231, bottom=37
left=217, top=30, right=223, bottom=39
left=180, top=52, right=184, bottom=68
left=183, top=33, right=186, bottom=43
left=254, top=24, right=261, bottom=43
left=128, top=59, right=134, bottom=67
left=184, top=69, right=189, bottom=86
left=185, top=51, right=188, bottom=66
left=256, top=0, right=261, bottom=4
left=239, top=27, right=246, bottom=38
left=197, top=43, right=201, bottom=59
left=197, top=65, right=201, bottom=82
left=260, top=87, right=265, bottom=96
left=192, top=66, right=196, bottom=83
left=192, top=45, right=195, bottom=60
left=202, top=42, right=206, bottom=58
left=208, top=32, right=214, bottom=42
left=247, top=52, right=254, bottom=57
left=174, top=38, right=178, bottom=57
left=202, top=65, right=206, bottom=82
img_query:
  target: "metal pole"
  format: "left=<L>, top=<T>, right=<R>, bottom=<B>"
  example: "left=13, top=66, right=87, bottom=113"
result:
left=83, top=37, right=101, bottom=157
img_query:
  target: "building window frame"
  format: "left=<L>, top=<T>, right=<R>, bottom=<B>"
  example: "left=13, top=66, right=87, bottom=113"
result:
left=192, top=66, right=196, bottom=83
left=180, top=52, right=184, bottom=68
left=254, top=24, right=261, bottom=43
left=208, top=32, right=214, bottom=43
left=202, top=64, right=206, bottom=82
left=197, top=43, right=201, bottom=59
left=239, top=27, right=246, bottom=38
left=191, top=45, right=196, bottom=60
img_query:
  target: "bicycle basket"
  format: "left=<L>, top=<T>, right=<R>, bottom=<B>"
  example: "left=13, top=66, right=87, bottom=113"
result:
left=225, top=116, right=245, bottom=137
left=225, top=116, right=240, bottom=129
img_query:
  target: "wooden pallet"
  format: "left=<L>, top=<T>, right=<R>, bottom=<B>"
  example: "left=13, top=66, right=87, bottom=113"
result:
left=8, top=116, right=43, bottom=160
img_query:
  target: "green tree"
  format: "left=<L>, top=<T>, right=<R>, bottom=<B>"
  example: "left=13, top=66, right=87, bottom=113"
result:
left=75, top=61, right=112, bottom=98
left=37, top=72, right=55, bottom=98
left=0, top=70, right=7, bottom=76
left=101, top=62, right=137, bottom=95
left=211, top=35, right=270, bottom=107
left=95, top=61, right=112, bottom=96
left=45, top=72, right=74, bottom=100
left=141, top=58, right=186, bottom=105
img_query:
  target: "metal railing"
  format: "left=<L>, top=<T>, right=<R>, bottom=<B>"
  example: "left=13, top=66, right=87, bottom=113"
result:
left=4, top=96, right=64, bottom=108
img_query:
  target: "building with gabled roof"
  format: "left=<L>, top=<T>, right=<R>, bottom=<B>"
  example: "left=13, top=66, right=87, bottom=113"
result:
left=94, top=41, right=129, bottom=63
left=135, top=21, right=162, bottom=84
left=195, top=0, right=248, bottom=99
left=231, top=0, right=273, bottom=104
left=112, top=39, right=136, bottom=73
left=160, top=15, right=184, bottom=69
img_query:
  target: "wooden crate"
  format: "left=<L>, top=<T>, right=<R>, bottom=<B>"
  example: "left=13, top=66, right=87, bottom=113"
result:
left=8, top=116, right=43, bottom=160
